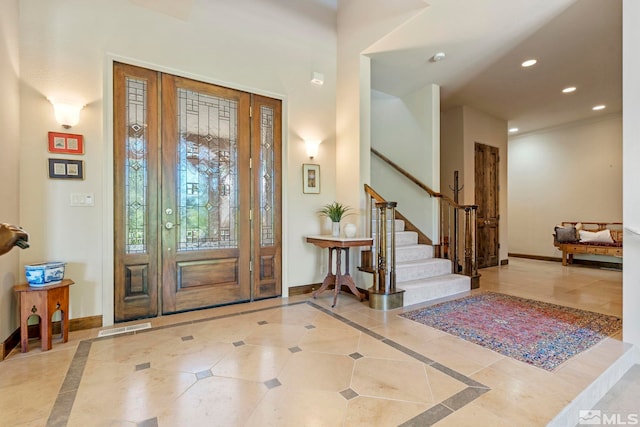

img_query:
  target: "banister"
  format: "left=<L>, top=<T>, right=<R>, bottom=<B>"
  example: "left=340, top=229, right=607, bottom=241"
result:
left=371, top=147, right=477, bottom=210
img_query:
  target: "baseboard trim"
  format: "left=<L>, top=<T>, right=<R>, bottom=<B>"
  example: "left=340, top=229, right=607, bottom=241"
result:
left=1, top=315, right=103, bottom=361
left=508, top=253, right=622, bottom=270
left=509, top=253, right=560, bottom=262
left=1, top=328, right=20, bottom=360
left=288, top=283, right=320, bottom=296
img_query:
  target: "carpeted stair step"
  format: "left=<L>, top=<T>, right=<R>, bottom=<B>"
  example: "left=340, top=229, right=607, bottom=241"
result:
left=399, top=274, right=471, bottom=307
left=394, top=244, right=434, bottom=262
left=395, top=258, right=452, bottom=282
left=371, top=218, right=405, bottom=232
left=372, top=230, right=418, bottom=247
left=371, top=242, right=433, bottom=262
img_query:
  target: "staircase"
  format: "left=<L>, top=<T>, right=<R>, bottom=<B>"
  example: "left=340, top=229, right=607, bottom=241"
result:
left=374, top=218, right=470, bottom=307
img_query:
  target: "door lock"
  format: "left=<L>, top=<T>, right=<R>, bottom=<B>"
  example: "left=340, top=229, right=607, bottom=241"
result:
left=165, top=222, right=176, bottom=230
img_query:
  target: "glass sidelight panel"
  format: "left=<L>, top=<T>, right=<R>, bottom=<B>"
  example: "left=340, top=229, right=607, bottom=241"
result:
left=125, top=78, right=149, bottom=255
left=176, top=88, right=239, bottom=251
left=259, top=105, right=275, bottom=248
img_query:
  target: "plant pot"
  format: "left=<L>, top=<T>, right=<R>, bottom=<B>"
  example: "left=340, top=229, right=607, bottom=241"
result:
left=332, top=222, right=340, bottom=237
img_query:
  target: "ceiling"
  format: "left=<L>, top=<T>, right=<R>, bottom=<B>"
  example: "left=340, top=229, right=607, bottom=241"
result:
left=368, top=0, right=622, bottom=135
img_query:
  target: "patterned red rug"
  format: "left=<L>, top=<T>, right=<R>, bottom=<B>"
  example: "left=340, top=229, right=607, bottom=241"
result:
left=400, top=292, right=622, bottom=371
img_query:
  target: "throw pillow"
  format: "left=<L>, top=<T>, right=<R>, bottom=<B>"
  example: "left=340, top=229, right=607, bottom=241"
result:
left=555, top=225, right=578, bottom=243
left=579, top=229, right=614, bottom=244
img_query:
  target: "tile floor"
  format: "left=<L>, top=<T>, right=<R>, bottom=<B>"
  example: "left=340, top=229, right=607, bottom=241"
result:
left=0, top=258, right=631, bottom=427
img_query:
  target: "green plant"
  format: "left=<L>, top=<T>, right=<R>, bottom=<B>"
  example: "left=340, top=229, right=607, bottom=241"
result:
left=319, top=202, right=353, bottom=222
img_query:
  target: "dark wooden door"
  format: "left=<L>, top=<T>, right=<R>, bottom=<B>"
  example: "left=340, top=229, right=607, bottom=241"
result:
left=475, top=142, right=499, bottom=268
left=114, top=63, right=281, bottom=321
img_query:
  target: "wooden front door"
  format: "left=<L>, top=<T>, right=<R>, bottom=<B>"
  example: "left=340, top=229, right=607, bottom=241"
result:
left=474, top=142, right=499, bottom=269
left=114, top=63, right=281, bottom=322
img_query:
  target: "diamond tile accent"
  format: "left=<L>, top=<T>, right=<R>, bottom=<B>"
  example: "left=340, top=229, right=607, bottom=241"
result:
left=137, top=417, right=158, bottom=427
left=340, top=388, right=359, bottom=400
left=349, top=352, right=364, bottom=360
left=135, top=362, right=151, bottom=371
left=233, top=340, right=245, bottom=347
left=196, top=369, right=213, bottom=380
left=264, top=378, right=281, bottom=389
left=288, top=346, right=302, bottom=353
left=181, top=335, right=194, bottom=341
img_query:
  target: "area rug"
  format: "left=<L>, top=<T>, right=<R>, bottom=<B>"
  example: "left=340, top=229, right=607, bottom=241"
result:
left=399, top=292, right=622, bottom=371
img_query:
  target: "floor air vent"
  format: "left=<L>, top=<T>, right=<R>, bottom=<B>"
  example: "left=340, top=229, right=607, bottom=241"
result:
left=98, top=322, right=152, bottom=337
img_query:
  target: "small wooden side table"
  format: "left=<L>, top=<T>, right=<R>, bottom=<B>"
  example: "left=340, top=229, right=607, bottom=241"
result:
left=306, top=236, right=373, bottom=307
left=14, top=279, right=74, bottom=353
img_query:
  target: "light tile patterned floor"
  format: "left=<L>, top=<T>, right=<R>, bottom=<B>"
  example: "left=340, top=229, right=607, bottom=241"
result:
left=0, top=258, right=629, bottom=426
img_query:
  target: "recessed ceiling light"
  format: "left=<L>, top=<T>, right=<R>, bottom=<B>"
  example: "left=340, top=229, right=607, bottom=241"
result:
left=509, top=127, right=519, bottom=133
left=592, top=105, right=606, bottom=111
left=562, top=86, right=577, bottom=93
left=521, top=59, right=537, bottom=67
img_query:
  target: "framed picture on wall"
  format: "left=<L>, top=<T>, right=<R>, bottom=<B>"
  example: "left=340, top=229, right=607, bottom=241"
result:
left=48, top=132, right=84, bottom=155
left=48, top=158, right=84, bottom=179
left=302, top=164, right=320, bottom=194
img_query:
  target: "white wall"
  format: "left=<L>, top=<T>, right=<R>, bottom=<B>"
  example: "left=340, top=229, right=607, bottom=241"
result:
left=623, top=0, right=640, bottom=348
left=17, top=0, right=337, bottom=326
left=371, top=85, right=440, bottom=239
left=440, top=107, right=464, bottom=202
left=0, top=0, right=21, bottom=341
left=508, top=116, right=622, bottom=260
left=440, top=105, right=509, bottom=262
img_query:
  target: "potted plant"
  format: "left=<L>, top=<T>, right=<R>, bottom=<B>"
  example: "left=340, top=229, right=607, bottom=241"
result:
left=319, top=202, right=353, bottom=237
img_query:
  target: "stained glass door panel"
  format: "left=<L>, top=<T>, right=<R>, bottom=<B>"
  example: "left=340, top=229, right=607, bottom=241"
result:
left=161, top=75, right=251, bottom=313
left=252, top=95, right=282, bottom=299
left=114, top=63, right=160, bottom=321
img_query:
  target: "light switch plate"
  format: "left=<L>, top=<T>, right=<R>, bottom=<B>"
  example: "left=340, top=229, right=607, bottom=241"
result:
left=70, top=193, right=95, bottom=207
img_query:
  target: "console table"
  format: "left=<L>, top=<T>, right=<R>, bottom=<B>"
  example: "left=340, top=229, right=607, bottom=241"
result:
left=14, top=279, right=74, bottom=352
left=306, top=236, right=373, bottom=307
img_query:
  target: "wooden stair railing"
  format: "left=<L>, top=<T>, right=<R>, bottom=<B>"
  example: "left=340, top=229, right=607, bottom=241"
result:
left=368, top=148, right=479, bottom=286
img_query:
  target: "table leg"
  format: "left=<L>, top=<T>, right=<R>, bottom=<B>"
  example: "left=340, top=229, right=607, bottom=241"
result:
left=332, top=248, right=344, bottom=307
left=313, top=247, right=336, bottom=299
left=19, top=295, right=29, bottom=353
left=340, top=248, right=364, bottom=302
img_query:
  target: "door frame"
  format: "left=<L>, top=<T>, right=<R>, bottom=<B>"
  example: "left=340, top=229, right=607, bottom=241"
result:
left=101, top=55, right=289, bottom=326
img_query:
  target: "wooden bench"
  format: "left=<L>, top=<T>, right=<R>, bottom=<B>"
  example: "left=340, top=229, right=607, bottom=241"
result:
left=553, top=222, right=623, bottom=266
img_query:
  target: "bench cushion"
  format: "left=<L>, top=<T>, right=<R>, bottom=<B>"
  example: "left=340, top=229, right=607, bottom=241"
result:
left=555, top=225, right=578, bottom=243
left=579, top=229, right=614, bottom=244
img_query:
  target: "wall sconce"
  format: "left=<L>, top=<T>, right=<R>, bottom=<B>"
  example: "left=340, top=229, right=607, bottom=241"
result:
left=305, top=140, right=321, bottom=159
left=50, top=101, right=84, bottom=129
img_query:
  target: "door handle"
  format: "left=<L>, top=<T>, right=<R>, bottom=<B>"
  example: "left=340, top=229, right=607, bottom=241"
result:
left=165, top=221, right=177, bottom=230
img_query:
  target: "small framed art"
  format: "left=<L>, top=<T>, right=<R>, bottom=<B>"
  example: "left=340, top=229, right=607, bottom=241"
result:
left=302, top=164, right=320, bottom=194
left=48, top=158, right=84, bottom=180
left=48, top=132, right=84, bottom=155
